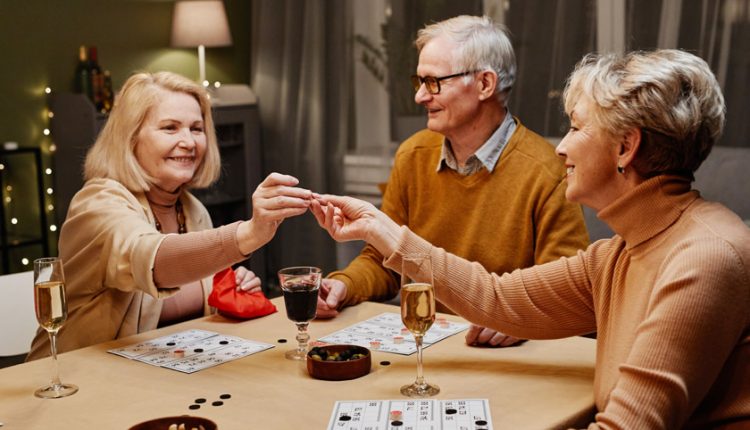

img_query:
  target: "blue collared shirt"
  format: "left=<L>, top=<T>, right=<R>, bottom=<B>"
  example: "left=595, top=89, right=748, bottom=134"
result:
left=437, top=111, right=517, bottom=175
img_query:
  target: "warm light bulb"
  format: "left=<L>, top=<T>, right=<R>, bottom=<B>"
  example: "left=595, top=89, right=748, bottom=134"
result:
left=10, top=217, right=18, bottom=225
left=49, top=144, right=57, bottom=152
left=46, top=187, right=53, bottom=195
left=50, top=225, right=58, bottom=232
left=43, top=128, right=50, bottom=136
left=214, top=81, right=221, bottom=88
left=45, top=168, right=52, bottom=175
left=202, top=80, right=210, bottom=87
left=5, top=185, right=11, bottom=191
left=48, top=111, right=54, bottom=119
left=0, top=163, right=4, bottom=170
left=44, top=87, right=52, bottom=94
left=47, top=204, right=54, bottom=211
left=4, top=197, right=10, bottom=203
left=21, top=258, right=29, bottom=266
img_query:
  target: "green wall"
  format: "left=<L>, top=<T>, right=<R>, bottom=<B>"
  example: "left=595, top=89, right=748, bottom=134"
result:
left=0, top=0, right=252, bottom=146
left=0, top=0, right=251, bottom=271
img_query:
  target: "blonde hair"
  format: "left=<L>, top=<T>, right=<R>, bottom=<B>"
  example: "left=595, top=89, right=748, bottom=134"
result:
left=563, top=49, right=726, bottom=177
left=84, top=71, right=221, bottom=191
left=416, top=15, right=516, bottom=103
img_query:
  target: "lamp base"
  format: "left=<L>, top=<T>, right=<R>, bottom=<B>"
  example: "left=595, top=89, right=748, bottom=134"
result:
left=209, top=84, right=258, bottom=107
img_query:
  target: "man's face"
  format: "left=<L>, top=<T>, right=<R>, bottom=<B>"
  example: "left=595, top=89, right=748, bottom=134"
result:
left=414, top=36, right=481, bottom=140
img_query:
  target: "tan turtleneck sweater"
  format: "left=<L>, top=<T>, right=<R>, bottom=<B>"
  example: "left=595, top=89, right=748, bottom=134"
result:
left=384, top=175, right=750, bottom=429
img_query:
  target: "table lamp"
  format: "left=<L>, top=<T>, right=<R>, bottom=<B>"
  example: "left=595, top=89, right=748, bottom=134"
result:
left=170, top=0, right=232, bottom=86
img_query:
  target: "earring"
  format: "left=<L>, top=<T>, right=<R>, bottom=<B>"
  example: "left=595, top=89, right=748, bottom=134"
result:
left=617, top=164, right=625, bottom=174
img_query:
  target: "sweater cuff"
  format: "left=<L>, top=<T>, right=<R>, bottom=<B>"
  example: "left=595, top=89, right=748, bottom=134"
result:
left=382, top=226, right=434, bottom=274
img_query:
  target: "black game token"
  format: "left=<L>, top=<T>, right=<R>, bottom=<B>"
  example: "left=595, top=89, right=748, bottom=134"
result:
left=195, top=398, right=207, bottom=404
left=339, top=415, right=352, bottom=421
left=219, top=340, right=229, bottom=345
left=212, top=400, right=224, bottom=407
left=166, top=342, right=176, bottom=346
left=194, top=348, right=204, bottom=353
left=391, top=420, right=403, bottom=426
left=219, top=394, right=231, bottom=399
left=189, top=404, right=200, bottom=410
left=445, top=408, right=457, bottom=415
left=379, top=360, right=391, bottom=366
left=277, top=338, right=287, bottom=343
left=475, top=420, right=488, bottom=425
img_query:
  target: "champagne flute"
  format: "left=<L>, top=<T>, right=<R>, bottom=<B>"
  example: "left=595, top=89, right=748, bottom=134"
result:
left=33, top=257, right=78, bottom=399
left=400, top=253, right=440, bottom=397
left=278, top=266, right=321, bottom=360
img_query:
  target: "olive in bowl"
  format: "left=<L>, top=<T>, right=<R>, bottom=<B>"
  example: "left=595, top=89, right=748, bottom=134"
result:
left=306, top=344, right=371, bottom=381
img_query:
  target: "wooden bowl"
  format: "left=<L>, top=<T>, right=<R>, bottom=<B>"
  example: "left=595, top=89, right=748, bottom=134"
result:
left=129, top=416, right=217, bottom=430
left=306, top=344, right=371, bottom=381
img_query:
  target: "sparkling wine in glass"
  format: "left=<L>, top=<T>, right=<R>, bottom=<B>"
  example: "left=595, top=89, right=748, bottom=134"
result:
left=33, top=257, right=78, bottom=399
left=278, top=266, right=321, bottom=360
left=400, top=253, right=440, bottom=397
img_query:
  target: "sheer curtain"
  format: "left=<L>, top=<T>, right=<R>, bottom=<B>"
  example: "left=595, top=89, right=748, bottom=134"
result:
left=249, top=0, right=354, bottom=285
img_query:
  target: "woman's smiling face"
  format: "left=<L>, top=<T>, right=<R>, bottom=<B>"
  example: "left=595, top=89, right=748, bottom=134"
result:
left=556, top=96, right=621, bottom=212
left=135, top=89, right=207, bottom=192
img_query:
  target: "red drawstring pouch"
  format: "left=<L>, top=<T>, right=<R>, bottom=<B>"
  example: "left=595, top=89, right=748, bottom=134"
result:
left=208, top=267, right=277, bottom=320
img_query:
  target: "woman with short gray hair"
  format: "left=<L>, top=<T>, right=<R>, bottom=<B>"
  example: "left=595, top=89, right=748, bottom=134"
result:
left=313, top=49, right=750, bottom=428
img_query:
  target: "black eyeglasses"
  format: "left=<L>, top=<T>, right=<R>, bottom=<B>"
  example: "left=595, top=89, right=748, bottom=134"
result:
left=410, top=70, right=478, bottom=94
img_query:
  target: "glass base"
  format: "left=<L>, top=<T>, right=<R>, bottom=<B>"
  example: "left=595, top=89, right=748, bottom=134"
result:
left=285, top=349, right=307, bottom=361
left=400, top=381, right=440, bottom=398
left=34, top=383, right=78, bottom=399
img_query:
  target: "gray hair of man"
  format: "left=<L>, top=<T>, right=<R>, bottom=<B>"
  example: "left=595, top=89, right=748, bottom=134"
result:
left=415, top=15, right=516, bottom=106
left=563, top=49, right=726, bottom=178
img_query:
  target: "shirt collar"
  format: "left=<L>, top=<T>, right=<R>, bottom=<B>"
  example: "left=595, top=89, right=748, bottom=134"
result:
left=437, top=111, right=516, bottom=174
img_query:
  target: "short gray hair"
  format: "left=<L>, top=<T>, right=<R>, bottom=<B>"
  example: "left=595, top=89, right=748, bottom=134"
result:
left=416, top=15, right=516, bottom=103
left=84, top=71, right=221, bottom=192
left=563, top=49, right=725, bottom=177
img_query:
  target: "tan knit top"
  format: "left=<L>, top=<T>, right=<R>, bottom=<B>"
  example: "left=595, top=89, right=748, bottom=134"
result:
left=384, top=175, right=750, bottom=428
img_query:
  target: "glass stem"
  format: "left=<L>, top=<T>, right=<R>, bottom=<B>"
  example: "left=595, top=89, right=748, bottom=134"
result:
left=415, top=334, right=425, bottom=387
left=296, top=323, right=310, bottom=355
left=48, top=331, right=62, bottom=388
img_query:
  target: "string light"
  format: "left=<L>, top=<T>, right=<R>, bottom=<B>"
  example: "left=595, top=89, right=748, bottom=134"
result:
left=46, top=187, right=53, bottom=195
left=45, top=168, right=52, bottom=175
left=21, top=258, right=29, bottom=266
left=10, top=217, right=18, bottom=225
left=44, top=87, right=51, bottom=94
left=49, top=225, right=57, bottom=232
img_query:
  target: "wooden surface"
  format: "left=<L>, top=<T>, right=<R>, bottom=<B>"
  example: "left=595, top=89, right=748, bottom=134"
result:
left=0, top=298, right=596, bottom=429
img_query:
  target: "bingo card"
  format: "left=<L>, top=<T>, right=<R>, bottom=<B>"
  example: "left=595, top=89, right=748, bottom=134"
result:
left=327, top=399, right=493, bottom=430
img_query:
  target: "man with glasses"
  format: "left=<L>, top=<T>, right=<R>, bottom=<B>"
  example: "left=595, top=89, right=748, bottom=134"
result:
left=317, top=15, right=589, bottom=347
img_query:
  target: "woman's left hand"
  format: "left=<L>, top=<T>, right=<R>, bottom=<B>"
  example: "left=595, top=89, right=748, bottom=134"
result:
left=234, top=266, right=262, bottom=294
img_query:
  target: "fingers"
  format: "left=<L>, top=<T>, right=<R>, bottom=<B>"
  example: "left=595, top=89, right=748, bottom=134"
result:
left=465, top=324, right=484, bottom=345
left=235, top=268, right=262, bottom=293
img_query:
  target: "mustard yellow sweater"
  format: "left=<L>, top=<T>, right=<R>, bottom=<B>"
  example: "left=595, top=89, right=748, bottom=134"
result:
left=385, top=175, right=750, bottom=428
left=331, top=121, right=590, bottom=312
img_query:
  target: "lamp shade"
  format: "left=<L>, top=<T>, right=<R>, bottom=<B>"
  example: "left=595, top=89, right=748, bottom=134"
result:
left=171, top=0, right=232, bottom=48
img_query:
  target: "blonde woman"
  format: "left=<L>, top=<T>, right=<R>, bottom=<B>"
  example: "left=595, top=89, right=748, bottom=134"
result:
left=28, top=72, right=312, bottom=360
left=313, top=50, right=749, bottom=428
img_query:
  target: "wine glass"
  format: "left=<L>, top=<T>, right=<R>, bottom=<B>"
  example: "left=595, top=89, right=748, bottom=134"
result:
left=278, top=266, right=321, bottom=360
left=33, top=257, right=78, bottom=399
left=400, top=253, right=440, bottom=397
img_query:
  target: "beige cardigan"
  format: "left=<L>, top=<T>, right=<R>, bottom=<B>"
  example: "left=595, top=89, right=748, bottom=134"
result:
left=27, top=179, right=218, bottom=360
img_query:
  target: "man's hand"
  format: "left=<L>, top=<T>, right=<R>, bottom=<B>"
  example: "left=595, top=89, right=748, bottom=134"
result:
left=465, top=324, right=526, bottom=347
left=315, top=278, right=348, bottom=318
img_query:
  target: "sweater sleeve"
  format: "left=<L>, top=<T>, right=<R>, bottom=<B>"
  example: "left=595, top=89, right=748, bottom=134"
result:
left=383, top=226, right=598, bottom=339
left=328, top=148, right=409, bottom=307
left=153, top=221, right=247, bottom=288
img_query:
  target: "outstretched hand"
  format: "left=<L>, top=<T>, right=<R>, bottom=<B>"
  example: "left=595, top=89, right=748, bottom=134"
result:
left=309, top=195, right=379, bottom=243
left=237, top=172, right=314, bottom=255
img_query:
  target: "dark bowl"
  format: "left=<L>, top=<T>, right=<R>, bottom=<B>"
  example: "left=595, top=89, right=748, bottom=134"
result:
left=306, top=344, right=371, bottom=381
left=129, top=416, right=217, bottom=430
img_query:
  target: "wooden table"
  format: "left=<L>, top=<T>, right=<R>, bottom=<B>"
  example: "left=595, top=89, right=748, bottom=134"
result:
left=0, top=298, right=596, bottom=429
